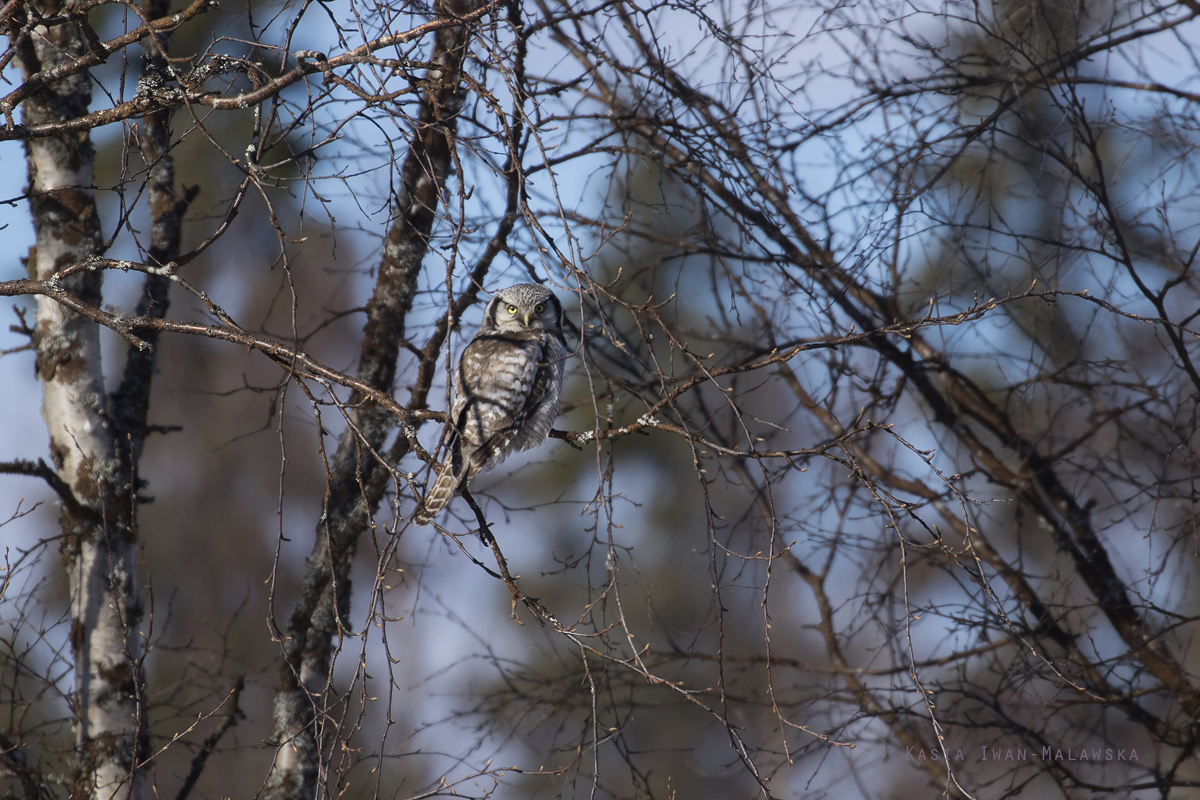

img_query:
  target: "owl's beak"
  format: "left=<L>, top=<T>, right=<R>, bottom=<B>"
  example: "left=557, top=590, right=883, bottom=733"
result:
left=523, top=312, right=531, bottom=326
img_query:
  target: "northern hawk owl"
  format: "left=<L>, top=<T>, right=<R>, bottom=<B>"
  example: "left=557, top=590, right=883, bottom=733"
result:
left=415, top=284, right=570, bottom=525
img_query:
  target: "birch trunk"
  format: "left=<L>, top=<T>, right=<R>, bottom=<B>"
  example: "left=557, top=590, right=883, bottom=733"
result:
left=16, top=4, right=145, bottom=798
left=264, top=7, right=472, bottom=798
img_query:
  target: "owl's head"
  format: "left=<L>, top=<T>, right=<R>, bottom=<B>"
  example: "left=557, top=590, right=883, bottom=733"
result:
left=486, top=284, right=562, bottom=333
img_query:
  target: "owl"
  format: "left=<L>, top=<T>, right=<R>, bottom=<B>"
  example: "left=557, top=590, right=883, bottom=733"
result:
left=415, top=284, right=570, bottom=525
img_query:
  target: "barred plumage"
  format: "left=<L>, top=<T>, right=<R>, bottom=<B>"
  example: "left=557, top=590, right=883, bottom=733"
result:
left=415, top=284, right=569, bottom=525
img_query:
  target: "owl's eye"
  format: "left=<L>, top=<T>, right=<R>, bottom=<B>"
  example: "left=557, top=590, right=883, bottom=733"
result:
left=507, top=305, right=518, bottom=314
left=534, top=303, right=545, bottom=313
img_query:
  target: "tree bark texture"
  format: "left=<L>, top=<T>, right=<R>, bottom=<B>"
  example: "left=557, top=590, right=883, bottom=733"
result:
left=110, top=0, right=190, bottom=470
left=265, top=7, right=471, bottom=798
left=16, top=3, right=146, bottom=799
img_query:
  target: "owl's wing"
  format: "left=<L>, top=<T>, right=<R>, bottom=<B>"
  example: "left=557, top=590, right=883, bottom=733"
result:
left=450, top=333, right=542, bottom=473
left=505, top=331, right=569, bottom=453
left=520, top=334, right=563, bottom=412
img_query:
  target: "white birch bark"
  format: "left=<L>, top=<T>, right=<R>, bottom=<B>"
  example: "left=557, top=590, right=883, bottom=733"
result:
left=17, top=5, right=145, bottom=799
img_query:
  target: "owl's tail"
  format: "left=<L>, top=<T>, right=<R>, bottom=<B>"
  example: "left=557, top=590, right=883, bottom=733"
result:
left=414, top=461, right=461, bottom=526
left=415, top=448, right=488, bottom=525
